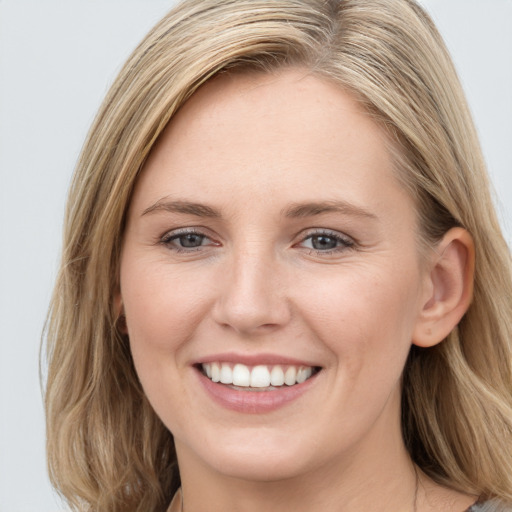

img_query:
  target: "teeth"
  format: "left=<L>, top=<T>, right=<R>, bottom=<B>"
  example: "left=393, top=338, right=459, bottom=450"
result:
left=284, top=366, right=296, bottom=386
left=201, top=362, right=315, bottom=388
left=211, top=362, right=220, bottom=383
left=220, top=363, right=232, bottom=384
left=297, top=367, right=312, bottom=383
left=250, top=365, right=271, bottom=387
left=270, top=366, right=285, bottom=386
left=232, top=363, right=250, bottom=386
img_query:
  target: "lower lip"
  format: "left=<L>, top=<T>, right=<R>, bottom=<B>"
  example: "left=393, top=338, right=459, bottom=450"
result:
left=196, top=369, right=319, bottom=414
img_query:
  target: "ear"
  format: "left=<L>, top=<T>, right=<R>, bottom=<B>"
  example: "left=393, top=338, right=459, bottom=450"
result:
left=413, top=227, right=475, bottom=348
left=113, top=290, right=128, bottom=335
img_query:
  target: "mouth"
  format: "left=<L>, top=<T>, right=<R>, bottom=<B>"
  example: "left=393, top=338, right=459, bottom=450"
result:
left=198, top=362, right=321, bottom=391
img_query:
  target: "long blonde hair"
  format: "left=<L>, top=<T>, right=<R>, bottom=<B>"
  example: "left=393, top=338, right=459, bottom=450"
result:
left=45, top=0, right=512, bottom=510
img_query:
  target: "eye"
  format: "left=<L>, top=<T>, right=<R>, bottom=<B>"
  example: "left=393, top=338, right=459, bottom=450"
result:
left=297, top=229, right=354, bottom=254
left=161, top=228, right=217, bottom=252
left=174, top=233, right=207, bottom=248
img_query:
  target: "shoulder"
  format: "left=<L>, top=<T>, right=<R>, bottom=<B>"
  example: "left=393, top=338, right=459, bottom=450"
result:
left=467, top=500, right=512, bottom=512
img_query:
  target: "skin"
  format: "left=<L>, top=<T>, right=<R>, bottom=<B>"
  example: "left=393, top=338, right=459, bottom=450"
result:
left=120, top=69, right=475, bottom=511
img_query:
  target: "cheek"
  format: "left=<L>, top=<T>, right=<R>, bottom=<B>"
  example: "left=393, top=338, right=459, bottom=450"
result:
left=123, top=257, right=202, bottom=335
left=120, top=255, right=213, bottom=387
left=304, top=261, right=420, bottom=327
left=120, top=259, right=210, bottom=427
left=297, top=262, right=422, bottom=373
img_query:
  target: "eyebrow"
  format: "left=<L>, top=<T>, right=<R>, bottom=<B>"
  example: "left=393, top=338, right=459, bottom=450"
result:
left=141, top=199, right=221, bottom=218
left=141, top=198, right=377, bottom=220
left=283, top=200, right=377, bottom=220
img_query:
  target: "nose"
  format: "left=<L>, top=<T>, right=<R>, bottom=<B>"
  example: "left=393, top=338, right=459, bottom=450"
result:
left=212, top=247, right=291, bottom=336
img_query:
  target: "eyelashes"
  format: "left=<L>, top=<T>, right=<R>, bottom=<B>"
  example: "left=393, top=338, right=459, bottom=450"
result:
left=160, top=228, right=219, bottom=253
left=296, top=229, right=355, bottom=254
left=159, top=227, right=356, bottom=256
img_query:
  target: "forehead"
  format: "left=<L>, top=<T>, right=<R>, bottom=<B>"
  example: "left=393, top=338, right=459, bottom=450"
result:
left=130, top=68, right=414, bottom=224
left=160, top=69, right=388, bottom=159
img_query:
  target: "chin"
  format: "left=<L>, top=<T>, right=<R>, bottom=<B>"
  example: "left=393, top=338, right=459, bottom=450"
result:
left=176, top=426, right=319, bottom=483
left=210, top=449, right=312, bottom=482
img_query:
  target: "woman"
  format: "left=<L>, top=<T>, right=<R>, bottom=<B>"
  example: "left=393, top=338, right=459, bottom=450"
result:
left=44, top=0, right=512, bottom=511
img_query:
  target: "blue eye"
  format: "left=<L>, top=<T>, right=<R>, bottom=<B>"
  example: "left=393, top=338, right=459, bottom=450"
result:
left=174, top=233, right=207, bottom=248
left=299, top=230, right=354, bottom=253
left=308, top=234, right=339, bottom=250
left=161, top=230, right=213, bottom=251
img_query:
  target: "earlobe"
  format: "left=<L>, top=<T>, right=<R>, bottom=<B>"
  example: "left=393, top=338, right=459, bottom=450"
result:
left=413, top=227, right=475, bottom=348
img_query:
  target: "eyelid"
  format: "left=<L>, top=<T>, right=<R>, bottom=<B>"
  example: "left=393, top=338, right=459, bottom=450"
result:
left=295, top=228, right=356, bottom=253
left=297, top=227, right=354, bottom=242
left=161, top=226, right=203, bottom=239
left=159, top=226, right=220, bottom=251
left=159, top=225, right=216, bottom=239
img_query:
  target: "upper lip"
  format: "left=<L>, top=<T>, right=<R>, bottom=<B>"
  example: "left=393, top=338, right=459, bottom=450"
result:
left=192, top=352, right=322, bottom=368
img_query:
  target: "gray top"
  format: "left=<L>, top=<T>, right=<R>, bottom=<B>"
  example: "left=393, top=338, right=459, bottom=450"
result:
left=468, top=501, right=512, bottom=512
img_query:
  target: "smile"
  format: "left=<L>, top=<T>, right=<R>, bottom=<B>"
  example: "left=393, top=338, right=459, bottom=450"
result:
left=201, top=362, right=318, bottom=389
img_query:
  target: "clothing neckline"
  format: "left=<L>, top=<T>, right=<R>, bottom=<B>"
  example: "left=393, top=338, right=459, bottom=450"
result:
left=167, top=489, right=487, bottom=512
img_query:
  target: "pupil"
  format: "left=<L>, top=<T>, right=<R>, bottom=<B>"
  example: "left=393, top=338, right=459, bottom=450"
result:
left=180, top=234, right=203, bottom=247
left=312, top=235, right=337, bottom=250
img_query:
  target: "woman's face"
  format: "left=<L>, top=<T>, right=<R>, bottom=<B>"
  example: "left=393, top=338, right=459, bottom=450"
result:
left=120, top=69, right=432, bottom=482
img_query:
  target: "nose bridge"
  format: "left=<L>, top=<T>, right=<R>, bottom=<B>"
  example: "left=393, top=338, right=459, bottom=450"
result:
left=213, top=239, right=289, bottom=334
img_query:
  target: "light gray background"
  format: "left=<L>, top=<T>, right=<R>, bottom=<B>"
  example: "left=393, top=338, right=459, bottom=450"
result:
left=0, top=1, right=511, bottom=510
